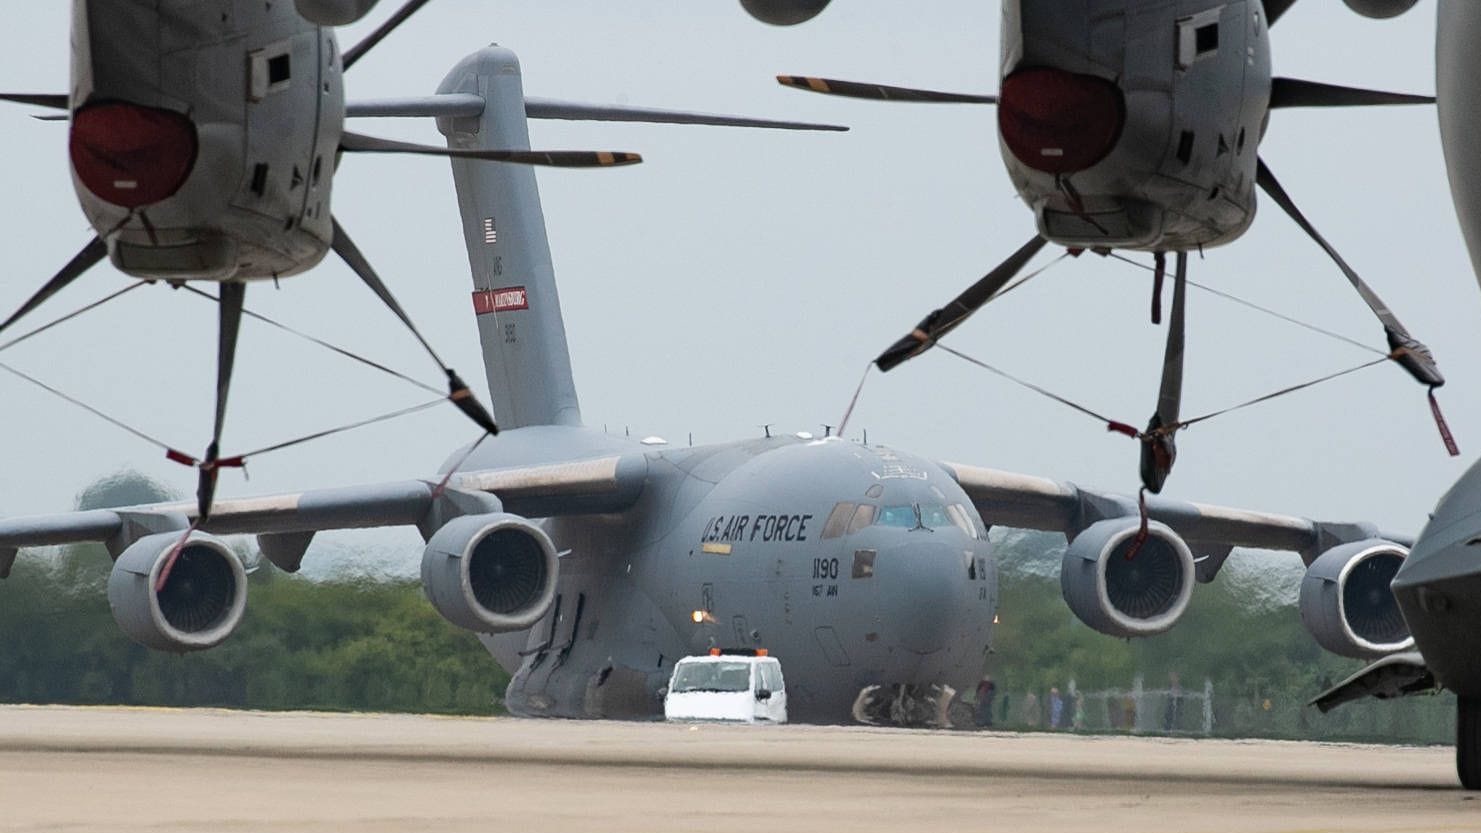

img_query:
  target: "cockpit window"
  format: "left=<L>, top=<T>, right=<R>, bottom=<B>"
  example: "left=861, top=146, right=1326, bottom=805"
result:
left=877, top=505, right=917, bottom=528
left=847, top=504, right=877, bottom=534
left=946, top=504, right=978, bottom=538
left=821, top=502, right=855, bottom=539
left=919, top=504, right=954, bottom=530
left=671, top=661, right=752, bottom=693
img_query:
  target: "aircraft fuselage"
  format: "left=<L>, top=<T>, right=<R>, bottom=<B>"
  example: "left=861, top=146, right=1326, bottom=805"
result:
left=463, top=427, right=997, bottom=723
left=999, top=0, right=1271, bottom=251
left=69, top=0, right=342, bottom=281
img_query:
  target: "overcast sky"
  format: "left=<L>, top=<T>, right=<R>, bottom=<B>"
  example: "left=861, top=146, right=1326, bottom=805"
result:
left=0, top=1, right=1472, bottom=568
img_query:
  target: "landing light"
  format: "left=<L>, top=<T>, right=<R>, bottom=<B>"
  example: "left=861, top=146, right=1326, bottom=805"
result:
left=691, top=609, right=716, bottom=624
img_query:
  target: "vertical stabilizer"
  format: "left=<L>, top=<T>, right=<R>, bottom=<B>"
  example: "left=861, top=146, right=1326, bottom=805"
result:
left=436, top=47, right=581, bottom=429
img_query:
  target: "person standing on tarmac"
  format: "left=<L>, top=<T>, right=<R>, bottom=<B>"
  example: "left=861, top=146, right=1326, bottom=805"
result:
left=974, top=676, right=997, bottom=728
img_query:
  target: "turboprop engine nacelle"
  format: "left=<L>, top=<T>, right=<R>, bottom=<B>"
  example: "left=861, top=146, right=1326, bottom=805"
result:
left=740, top=0, right=832, bottom=25
left=1061, top=518, right=1196, bottom=639
left=107, top=532, right=248, bottom=652
left=1343, top=0, right=1420, bottom=18
left=70, top=2, right=342, bottom=281
left=421, top=513, right=559, bottom=634
left=1299, top=540, right=1413, bottom=658
left=295, top=0, right=382, bottom=25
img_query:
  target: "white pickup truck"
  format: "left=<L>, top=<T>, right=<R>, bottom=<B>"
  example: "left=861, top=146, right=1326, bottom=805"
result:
left=663, top=650, right=788, bottom=723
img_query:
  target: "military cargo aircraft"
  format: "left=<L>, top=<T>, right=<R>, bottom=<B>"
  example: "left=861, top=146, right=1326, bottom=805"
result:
left=0, top=45, right=1417, bottom=727
left=753, top=0, right=1450, bottom=496
left=0, top=0, right=842, bottom=524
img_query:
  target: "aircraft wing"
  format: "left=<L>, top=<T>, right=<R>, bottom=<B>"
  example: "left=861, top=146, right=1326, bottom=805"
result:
left=0, top=454, right=648, bottom=577
left=941, top=461, right=1405, bottom=576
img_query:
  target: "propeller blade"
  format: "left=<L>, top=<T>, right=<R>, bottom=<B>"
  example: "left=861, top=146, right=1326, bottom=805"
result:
left=0, top=93, right=67, bottom=110
left=198, top=281, right=246, bottom=522
left=1266, top=0, right=1300, bottom=25
left=341, top=0, right=434, bottom=71
left=875, top=235, right=1048, bottom=372
left=1256, top=157, right=1443, bottom=387
left=0, top=237, right=107, bottom=338
left=1270, top=78, right=1434, bottom=109
left=330, top=217, right=499, bottom=436
left=524, top=96, right=849, bottom=132
left=1141, top=252, right=1188, bottom=494
left=340, top=131, right=642, bottom=168
left=776, top=75, right=997, bottom=104
left=346, top=94, right=849, bottom=132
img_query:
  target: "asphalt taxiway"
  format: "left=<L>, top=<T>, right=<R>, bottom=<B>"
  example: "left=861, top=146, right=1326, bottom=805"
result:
left=0, top=705, right=1470, bottom=832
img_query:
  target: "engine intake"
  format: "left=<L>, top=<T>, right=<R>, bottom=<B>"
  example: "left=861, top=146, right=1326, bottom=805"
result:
left=1061, top=519, right=1195, bottom=638
left=1300, top=540, right=1412, bottom=658
left=107, top=532, right=248, bottom=652
left=740, top=0, right=831, bottom=25
left=421, top=513, right=558, bottom=634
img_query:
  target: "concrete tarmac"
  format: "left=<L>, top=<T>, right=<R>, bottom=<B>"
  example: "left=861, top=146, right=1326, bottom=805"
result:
left=0, top=705, right=1471, bottom=832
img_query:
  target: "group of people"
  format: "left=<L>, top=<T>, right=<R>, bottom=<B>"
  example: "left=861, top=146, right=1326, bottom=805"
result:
left=972, top=678, right=1085, bottom=730
left=971, top=672, right=1184, bottom=732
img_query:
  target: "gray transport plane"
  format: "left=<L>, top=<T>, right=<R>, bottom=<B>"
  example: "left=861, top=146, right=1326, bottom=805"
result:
left=0, top=46, right=1419, bottom=729
left=751, top=0, right=1450, bottom=497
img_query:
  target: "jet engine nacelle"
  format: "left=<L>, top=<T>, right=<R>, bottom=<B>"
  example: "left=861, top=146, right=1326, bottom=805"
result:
left=1342, top=0, right=1420, bottom=18
left=1061, top=518, right=1195, bottom=638
left=740, top=0, right=832, bottom=25
left=106, top=532, right=248, bottom=653
left=421, top=513, right=559, bottom=634
left=1299, top=540, right=1413, bottom=658
left=295, top=0, right=382, bottom=25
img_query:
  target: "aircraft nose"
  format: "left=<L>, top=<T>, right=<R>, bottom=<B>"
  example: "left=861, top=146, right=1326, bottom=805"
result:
left=872, top=539, right=969, bottom=654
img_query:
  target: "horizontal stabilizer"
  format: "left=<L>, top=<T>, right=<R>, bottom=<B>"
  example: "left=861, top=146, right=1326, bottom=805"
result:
left=1271, top=78, right=1434, bottom=109
left=340, top=131, right=641, bottom=168
left=0, top=93, right=67, bottom=110
left=1310, top=651, right=1436, bottom=712
left=347, top=94, right=847, bottom=131
left=346, top=94, right=486, bottom=118
left=777, top=75, right=997, bottom=104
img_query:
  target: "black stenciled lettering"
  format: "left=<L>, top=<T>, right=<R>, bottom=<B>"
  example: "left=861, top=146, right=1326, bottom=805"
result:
left=733, top=515, right=750, bottom=542
left=701, top=517, right=717, bottom=543
left=751, top=516, right=765, bottom=541
left=797, top=514, right=812, bottom=541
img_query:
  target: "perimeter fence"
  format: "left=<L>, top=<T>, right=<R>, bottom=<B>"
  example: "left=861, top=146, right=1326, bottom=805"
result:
left=957, top=675, right=1454, bottom=744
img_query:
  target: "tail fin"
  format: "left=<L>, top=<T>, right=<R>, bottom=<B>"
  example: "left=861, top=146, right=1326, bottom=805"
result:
left=436, top=48, right=581, bottom=429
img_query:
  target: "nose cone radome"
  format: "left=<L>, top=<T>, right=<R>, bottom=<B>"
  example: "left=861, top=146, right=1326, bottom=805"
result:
left=875, top=541, right=971, bottom=655
left=70, top=102, right=198, bottom=209
left=998, top=67, right=1125, bottom=174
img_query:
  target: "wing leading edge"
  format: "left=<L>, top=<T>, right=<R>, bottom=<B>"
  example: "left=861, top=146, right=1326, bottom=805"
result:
left=0, top=454, right=648, bottom=577
left=941, top=461, right=1408, bottom=579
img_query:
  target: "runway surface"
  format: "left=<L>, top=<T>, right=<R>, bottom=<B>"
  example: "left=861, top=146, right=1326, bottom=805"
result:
left=0, top=705, right=1470, bottom=832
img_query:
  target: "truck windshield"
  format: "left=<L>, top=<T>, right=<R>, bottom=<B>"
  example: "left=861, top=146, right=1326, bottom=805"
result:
left=671, top=661, right=752, bottom=693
